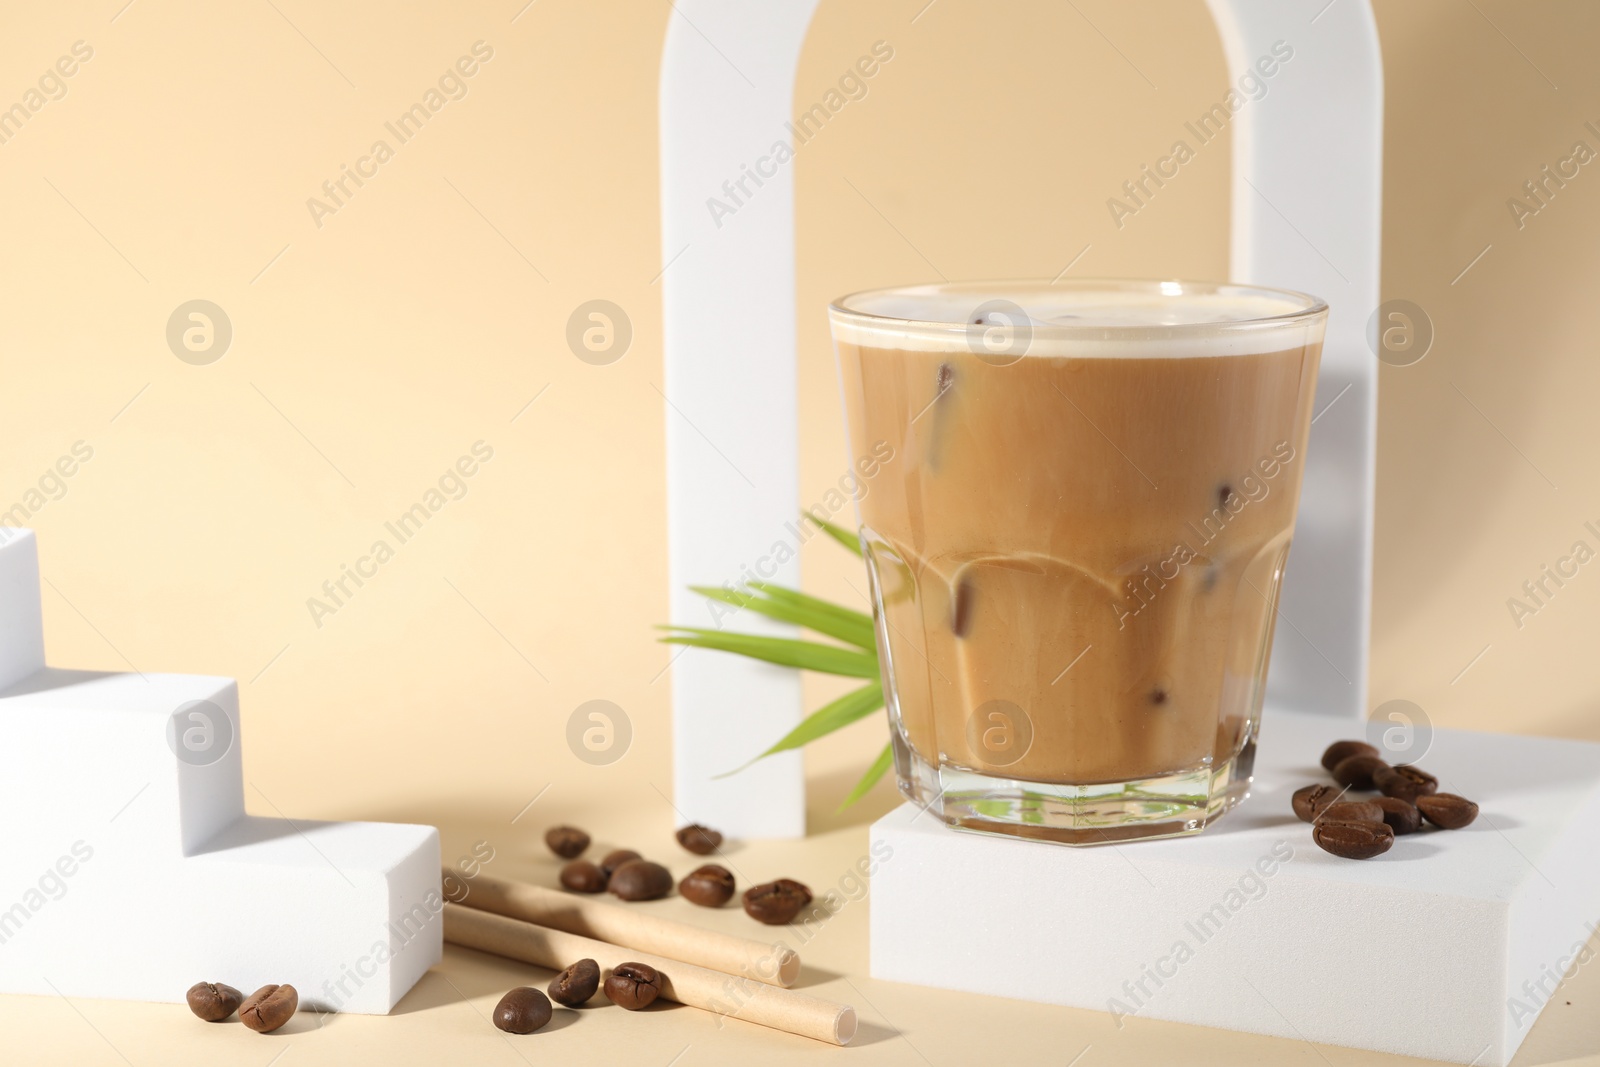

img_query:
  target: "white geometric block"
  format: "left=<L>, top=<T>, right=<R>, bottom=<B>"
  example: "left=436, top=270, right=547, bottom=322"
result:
left=0, top=530, right=440, bottom=1014
left=870, top=709, right=1600, bottom=1066
left=0, top=529, right=45, bottom=691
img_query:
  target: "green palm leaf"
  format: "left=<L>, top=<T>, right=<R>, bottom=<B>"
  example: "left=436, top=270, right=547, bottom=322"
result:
left=658, top=627, right=879, bottom=678
left=810, top=514, right=863, bottom=556
left=688, top=584, right=875, bottom=650
left=669, top=522, right=891, bottom=810
left=749, top=581, right=873, bottom=631
left=716, top=682, right=884, bottom=778
left=837, top=742, right=894, bottom=810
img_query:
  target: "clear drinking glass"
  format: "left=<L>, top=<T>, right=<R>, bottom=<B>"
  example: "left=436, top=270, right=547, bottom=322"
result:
left=829, top=280, right=1327, bottom=845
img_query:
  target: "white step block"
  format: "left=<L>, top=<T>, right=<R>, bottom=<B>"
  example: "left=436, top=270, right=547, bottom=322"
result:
left=870, top=710, right=1600, bottom=1066
left=0, top=530, right=440, bottom=1014
left=3, top=668, right=246, bottom=854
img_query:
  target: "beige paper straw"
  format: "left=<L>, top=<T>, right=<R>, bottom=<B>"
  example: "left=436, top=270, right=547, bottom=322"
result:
left=447, top=867, right=800, bottom=987
left=444, top=904, right=855, bottom=1046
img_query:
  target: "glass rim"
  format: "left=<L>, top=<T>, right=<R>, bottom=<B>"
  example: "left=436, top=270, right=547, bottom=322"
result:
left=828, top=278, right=1329, bottom=347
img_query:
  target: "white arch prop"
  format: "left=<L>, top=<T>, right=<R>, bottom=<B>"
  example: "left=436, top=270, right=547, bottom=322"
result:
left=659, top=0, right=1381, bottom=837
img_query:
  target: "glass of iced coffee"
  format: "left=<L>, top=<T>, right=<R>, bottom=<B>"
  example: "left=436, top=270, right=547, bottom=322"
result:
left=829, top=280, right=1327, bottom=845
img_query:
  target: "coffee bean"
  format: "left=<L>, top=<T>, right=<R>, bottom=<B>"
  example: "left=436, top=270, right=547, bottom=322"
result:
left=545, top=825, right=590, bottom=859
left=548, top=958, right=600, bottom=1007
left=1374, top=764, right=1439, bottom=804
left=599, top=849, right=641, bottom=880
left=1331, top=753, right=1389, bottom=790
left=609, top=859, right=673, bottom=902
left=1312, top=819, right=1394, bottom=860
left=239, top=984, right=298, bottom=1033
left=1416, top=793, right=1479, bottom=829
left=1316, top=800, right=1384, bottom=825
left=676, top=824, right=723, bottom=855
left=679, top=864, right=735, bottom=908
left=604, top=962, right=661, bottom=1010
left=1371, top=796, right=1422, bottom=835
left=185, top=981, right=243, bottom=1022
left=494, top=986, right=553, bottom=1034
left=559, top=860, right=606, bottom=893
left=1321, top=739, right=1380, bottom=772
left=1291, top=783, right=1344, bottom=823
left=743, top=879, right=813, bottom=925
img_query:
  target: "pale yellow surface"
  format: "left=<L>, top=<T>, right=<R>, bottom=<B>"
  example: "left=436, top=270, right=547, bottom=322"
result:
left=0, top=0, right=1596, bottom=1064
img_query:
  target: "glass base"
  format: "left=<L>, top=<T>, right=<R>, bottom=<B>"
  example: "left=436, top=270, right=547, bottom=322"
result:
left=896, top=735, right=1256, bottom=846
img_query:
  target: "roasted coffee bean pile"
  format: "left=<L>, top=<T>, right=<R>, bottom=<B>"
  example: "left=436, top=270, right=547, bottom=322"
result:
left=1294, top=739, right=1479, bottom=859
left=475, top=822, right=825, bottom=1037
left=185, top=981, right=298, bottom=1033
left=486, top=955, right=661, bottom=1034
left=544, top=823, right=815, bottom=927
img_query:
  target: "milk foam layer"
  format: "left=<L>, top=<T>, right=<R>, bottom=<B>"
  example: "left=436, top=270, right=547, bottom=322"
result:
left=830, top=281, right=1326, bottom=358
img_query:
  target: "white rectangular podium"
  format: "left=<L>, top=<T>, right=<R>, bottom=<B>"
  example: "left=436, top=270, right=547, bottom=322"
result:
left=870, top=711, right=1600, bottom=1066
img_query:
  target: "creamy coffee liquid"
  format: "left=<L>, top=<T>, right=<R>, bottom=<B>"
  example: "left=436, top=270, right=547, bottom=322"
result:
left=834, top=285, right=1323, bottom=785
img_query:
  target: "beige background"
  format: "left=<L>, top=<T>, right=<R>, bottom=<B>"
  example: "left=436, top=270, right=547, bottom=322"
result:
left=0, top=1, right=1597, bottom=1064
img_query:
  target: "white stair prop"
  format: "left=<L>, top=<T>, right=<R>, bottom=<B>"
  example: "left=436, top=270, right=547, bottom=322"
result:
left=870, top=710, right=1600, bottom=1066
left=0, top=530, right=440, bottom=1015
left=658, top=0, right=1382, bottom=835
